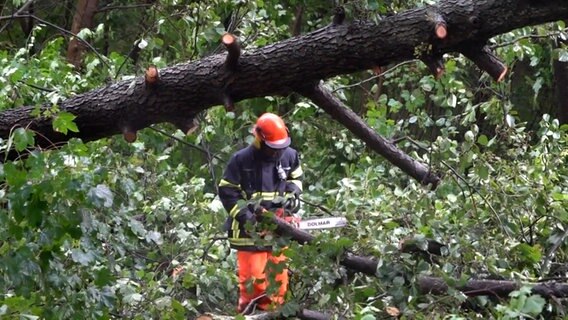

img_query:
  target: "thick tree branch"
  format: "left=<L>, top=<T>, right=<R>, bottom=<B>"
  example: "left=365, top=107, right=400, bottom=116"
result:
left=197, top=309, right=330, bottom=320
left=0, top=0, right=567, bottom=173
left=419, top=276, right=568, bottom=298
left=300, top=82, right=440, bottom=187
left=422, top=54, right=445, bottom=79
left=462, top=44, right=508, bottom=81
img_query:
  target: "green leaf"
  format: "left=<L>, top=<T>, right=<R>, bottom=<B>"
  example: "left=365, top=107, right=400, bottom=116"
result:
left=123, top=293, right=143, bottom=305
left=521, top=294, right=545, bottom=316
left=477, top=134, right=488, bottom=146
left=447, top=193, right=458, bottom=203
left=71, top=249, right=95, bottom=266
left=506, top=114, right=516, bottom=128
left=52, top=111, right=79, bottom=135
left=514, top=243, right=542, bottom=264
left=281, top=301, right=300, bottom=317
left=477, top=164, right=489, bottom=180
left=4, top=162, right=27, bottom=188
left=26, top=193, right=47, bottom=227
left=88, top=184, right=114, bottom=208
left=559, top=50, right=568, bottom=62
left=551, top=192, right=567, bottom=201
left=94, top=268, right=114, bottom=287
left=447, top=94, right=457, bottom=108
left=13, top=128, right=35, bottom=152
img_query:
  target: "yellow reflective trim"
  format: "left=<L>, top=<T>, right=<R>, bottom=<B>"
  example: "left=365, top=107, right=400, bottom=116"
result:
left=288, top=180, right=303, bottom=191
left=229, top=238, right=256, bottom=246
left=290, top=166, right=303, bottom=179
left=219, top=179, right=240, bottom=189
left=229, top=237, right=271, bottom=247
left=232, top=216, right=239, bottom=231
left=250, top=192, right=279, bottom=200
left=229, top=205, right=240, bottom=217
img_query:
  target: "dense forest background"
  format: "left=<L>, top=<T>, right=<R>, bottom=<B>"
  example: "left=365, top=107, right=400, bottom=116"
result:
left=0, top=0, right=567, bottom=319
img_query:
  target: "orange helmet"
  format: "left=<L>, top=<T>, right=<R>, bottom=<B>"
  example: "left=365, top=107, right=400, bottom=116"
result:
left=253, top=113, right=290, bottom=149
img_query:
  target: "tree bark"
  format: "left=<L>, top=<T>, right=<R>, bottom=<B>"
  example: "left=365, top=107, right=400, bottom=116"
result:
left=197, top=309, right=330, bottom=320
left=419, top=276, right=568, bottom=298
left=1, top=0, right=568, bottom=182
left=66, top=0, right=99, bottom=68
left=553, top=55, right=568, bottom=125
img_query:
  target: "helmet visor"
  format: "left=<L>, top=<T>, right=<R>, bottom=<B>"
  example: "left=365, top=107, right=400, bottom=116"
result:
left=264, top=137, right=291, bottom=149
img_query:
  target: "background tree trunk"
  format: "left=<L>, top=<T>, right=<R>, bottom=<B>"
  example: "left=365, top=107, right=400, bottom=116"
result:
left=66, top=0, right=99, bottom=68
left=553, top=45, right=568, bottom=125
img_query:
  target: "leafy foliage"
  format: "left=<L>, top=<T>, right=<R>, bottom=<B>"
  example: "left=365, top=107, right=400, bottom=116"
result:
left=0, top=0, right=567, bottom=319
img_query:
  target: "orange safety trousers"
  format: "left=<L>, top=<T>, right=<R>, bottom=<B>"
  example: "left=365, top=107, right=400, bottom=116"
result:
left=236, top=250, right=288, bottom=312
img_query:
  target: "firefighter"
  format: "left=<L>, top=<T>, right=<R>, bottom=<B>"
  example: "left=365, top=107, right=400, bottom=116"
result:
left=218, top=112, right=302, bottom=313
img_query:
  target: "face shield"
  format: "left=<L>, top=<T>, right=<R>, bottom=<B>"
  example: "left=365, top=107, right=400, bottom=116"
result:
left=260, top=142, right=286, bottom=160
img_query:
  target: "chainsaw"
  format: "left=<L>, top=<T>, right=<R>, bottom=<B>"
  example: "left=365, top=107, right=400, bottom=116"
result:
left=294, top=216, right=348, bottom=230
left=259, top=198, right=348, bottom=231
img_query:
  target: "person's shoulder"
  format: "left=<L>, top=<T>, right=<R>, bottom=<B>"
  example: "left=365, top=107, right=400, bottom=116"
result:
left=284, top=146, right=300, bottom=156
left=231, top=145, right=254, bottom=160
left=282, top=147, right=300, bottom=162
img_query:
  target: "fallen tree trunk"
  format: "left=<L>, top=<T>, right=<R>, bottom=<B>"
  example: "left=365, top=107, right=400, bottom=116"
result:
left=1, top=0, right=567, bottom=185
left=419, top=276, right=568, bottom=298
left=197, top=309, right=330, bottom=320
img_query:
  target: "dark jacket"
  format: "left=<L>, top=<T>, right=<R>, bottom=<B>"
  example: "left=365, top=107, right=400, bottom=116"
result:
left=218, top=145, right=303, bottom=251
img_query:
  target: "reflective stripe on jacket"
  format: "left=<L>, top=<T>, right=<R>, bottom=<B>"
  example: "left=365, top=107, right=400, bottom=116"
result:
left=218, top=145, right=302, bottom=251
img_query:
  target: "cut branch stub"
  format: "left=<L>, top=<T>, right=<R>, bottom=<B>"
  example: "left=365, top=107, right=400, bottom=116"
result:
left=372, top=65, right=382, bottom=76
left=422, top=55, right=445, bottom=79
left=223, top=94, right=235, bottom=112
left=332, top=6, right=345, bottom=25
left=399, top=236, right=447, bottom=256
left=428, top=12, right=447, bottom=39
left=122, top=128, right=137, bottom=143
left=172, top=118, right=198, bottom=135
left=144, top=65, right=159, bottom=87
left=462, top=45, right=507, bottom=82
left=222, top=33, right=241, bottom=70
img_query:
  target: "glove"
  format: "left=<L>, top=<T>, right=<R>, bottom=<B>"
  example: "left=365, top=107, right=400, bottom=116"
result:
left=235, top=207, right=256, bottom=225
left=284, top=192, right=300, bottom=213
left=254, top=206, right=268, bottom=221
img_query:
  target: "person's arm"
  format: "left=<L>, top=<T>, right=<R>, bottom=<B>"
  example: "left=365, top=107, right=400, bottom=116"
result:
left=284, top=152, right=303, bottom=212
left=218, top=154, right=255, bottom=224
